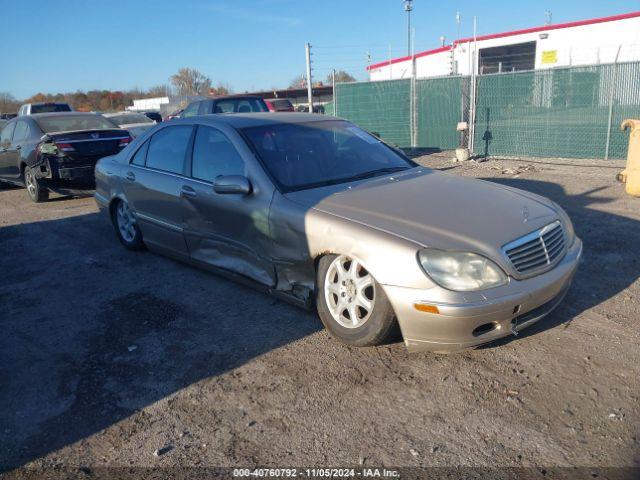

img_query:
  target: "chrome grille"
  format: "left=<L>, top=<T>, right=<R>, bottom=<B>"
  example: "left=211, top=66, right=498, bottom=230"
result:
left=503, top=221, right=566, bottom=275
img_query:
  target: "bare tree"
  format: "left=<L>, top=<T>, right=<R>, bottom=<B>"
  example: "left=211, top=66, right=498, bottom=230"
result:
left=170, top=68, right=212, bottom=96
left=0, top=91, right=20, bottom=112
left=146, top=84, right=172, bottom=97
left=289, top=74, right=307, bottom=89
left=209, top=82, right=232, bottom=96
left=326, top=70, right=356, bottom=84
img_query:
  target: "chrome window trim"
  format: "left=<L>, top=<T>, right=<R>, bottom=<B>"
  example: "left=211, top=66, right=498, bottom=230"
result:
left=128, top=163, right=212, bottom=186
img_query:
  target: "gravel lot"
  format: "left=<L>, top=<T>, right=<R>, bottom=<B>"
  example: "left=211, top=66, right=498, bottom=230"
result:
left=1, top=155, right=638, bottom=478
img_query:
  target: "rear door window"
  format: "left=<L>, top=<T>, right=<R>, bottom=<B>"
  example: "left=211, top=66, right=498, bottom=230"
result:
left=198, top=101, right=212, bottom=115
left=146, top=126, right=193, bottom=175
left=182, top=102, right=200, bottom=118
left=130, top=139, right=149, bottom=166
left=12, top=121, right=30, bottom=142
left=191, top=126, right=244, bottom=182
left=0, top=122, right=16, bottom=147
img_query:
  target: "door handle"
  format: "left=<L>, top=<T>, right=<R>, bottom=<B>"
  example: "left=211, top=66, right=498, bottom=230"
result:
left=180, top=185, right=197, bottom=198
left=125, top=171, right=136, bottom=181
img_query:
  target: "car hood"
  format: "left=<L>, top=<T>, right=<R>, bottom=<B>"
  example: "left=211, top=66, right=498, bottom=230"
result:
left=284, top=168, right=559, bottom=261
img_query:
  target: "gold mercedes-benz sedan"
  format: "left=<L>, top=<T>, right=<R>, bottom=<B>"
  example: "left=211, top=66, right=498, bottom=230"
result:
left=94, top=113, right=582, bottom=353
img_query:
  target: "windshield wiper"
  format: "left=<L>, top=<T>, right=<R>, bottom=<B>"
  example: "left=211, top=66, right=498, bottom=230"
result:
left=342, top=166, right=412, bottom=182
left=287, top=166, right=412, bottom=192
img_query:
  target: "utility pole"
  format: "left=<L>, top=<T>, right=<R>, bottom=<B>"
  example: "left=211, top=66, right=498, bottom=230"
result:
left=404, top=0, right=413, bottom=56
left=305, top=42, right=313, bottom=112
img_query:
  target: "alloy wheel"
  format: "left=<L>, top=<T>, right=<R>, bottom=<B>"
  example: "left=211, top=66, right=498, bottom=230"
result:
left=324, top=255, right=376, bottom=328
left=25, top=169, right=37, bottom=198
left=116, top=201, right=137, bottom=243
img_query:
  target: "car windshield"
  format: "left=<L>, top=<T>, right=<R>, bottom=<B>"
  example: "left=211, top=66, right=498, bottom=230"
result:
left=214, top=98, right=268, bottom=113
left=108, top=114, right=154, bottom=125
left=30, top=104, right=72, bottom=114
left=241, top=120, right=415, bottom=191
left=35, top=114, right=117, bottom=133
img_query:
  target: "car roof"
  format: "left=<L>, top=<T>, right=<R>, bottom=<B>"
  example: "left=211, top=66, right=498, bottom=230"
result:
left=195, top=94, right=265, bottom=102
left=23, top=112, right=101, bottom=119
left=103, top=112, right=142, bottom=116
left=175, top=112, right=337, bottom=128
left=22, top=102, right=70, bottom=106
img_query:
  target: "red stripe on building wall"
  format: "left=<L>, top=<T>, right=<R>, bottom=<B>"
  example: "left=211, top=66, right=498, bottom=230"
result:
left=367, top=45, right=452, bottom=71
left=366, top=11, right=640, bottom=71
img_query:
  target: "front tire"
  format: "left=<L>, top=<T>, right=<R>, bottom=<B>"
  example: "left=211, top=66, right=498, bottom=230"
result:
left=24, top=166, right=49, bottom=203
left=316, top=254, right=397, bottom=347
left=111, top=199, right=144, bottom=251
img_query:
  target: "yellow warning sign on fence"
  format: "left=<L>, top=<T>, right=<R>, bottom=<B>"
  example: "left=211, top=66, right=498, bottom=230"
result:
left=542, top=50, right=558, bottom=64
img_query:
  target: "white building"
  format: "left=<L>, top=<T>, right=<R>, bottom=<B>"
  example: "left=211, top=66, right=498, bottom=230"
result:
left=368, top=11, right=640, bottom=81
left=126, top=96, right=170, bottom=112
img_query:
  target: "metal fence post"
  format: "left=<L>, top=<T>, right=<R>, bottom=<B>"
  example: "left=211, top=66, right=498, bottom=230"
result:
left=604, top=45, right=622, bottom=161
left=411, top=65, right=417, bottom=148
left=410, top=29, right=417, bottom=149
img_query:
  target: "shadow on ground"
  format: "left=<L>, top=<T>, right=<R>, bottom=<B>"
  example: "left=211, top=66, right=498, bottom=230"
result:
left=0, top=211, right=322, bottom=471
left=478, top=177, right=639, bottom=349
left=1, top=174, right=637, bottom=471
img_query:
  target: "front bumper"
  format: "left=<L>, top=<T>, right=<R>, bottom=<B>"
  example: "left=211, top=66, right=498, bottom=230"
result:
left=384, top=237, right=583, bottom=353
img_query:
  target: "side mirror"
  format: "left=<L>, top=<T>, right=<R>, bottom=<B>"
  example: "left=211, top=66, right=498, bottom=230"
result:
left=213, top=175, right=252, bottom=195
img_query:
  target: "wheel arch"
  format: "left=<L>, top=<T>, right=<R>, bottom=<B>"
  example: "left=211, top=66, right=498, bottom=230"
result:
left=107, top=194, right=129, bottom=225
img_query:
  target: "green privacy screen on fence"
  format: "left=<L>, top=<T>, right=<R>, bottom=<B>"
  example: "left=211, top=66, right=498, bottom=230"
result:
left=333, top=61, right=640, bottom=159
left=416, top=76, right=467, bottom=150
left=473, top=62, right=640, bottom=159
left=334, top=79, right=411, bottom=147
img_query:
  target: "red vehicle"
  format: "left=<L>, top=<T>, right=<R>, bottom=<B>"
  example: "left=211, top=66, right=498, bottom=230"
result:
left=264, top=98, right=295, bottom=112
left=163, top=108, right=184, bottom=121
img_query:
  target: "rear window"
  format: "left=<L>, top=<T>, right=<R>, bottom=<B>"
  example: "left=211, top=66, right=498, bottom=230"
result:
left=213, top=98, right=268, bottom=113
left=108, top=114, right=154, bottom=126
left=35, top=115, right=117, bottom=133
left=272, top=99, right=293, bottom=109
left=30, top=103, right=72, bottom=114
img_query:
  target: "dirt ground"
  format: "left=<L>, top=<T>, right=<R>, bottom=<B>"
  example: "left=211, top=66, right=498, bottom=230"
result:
left=0, top=155, right=638, bottom=478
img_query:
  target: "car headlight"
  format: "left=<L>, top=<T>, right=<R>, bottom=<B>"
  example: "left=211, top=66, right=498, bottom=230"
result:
left=418, top=249, right=508, bottom=291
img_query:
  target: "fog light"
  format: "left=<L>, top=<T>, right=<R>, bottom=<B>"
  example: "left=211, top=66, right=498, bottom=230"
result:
left=414, top=303, right=440, bottom=314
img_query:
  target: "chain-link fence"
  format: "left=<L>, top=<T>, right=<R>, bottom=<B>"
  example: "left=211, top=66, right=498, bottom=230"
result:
left=334, top=79, right=411, bottom=147
left=333, top=60, right=640, bottom=160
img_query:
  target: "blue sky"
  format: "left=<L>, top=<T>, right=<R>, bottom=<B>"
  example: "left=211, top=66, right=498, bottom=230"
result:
left=1, top=0, right=638, bottom=99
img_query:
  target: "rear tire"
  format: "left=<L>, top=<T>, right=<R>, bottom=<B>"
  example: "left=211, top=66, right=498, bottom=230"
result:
left=316, top=254, right=397, bottom=347
left=111, top=199, right=144, bottom=251
left=24, top=166, right=49, bottom=203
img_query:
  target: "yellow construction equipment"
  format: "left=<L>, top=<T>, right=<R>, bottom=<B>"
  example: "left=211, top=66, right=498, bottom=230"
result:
left=620, top=119, right=640, bottom=197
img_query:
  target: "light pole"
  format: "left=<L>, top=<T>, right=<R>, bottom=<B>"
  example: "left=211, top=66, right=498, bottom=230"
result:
left=404, top=0, right=413, bottom=56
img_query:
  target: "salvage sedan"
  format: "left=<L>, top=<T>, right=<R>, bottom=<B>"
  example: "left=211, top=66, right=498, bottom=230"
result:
left=94, top=113, right=582, bottom=353
left=0, top=113, right=131, bottom=202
